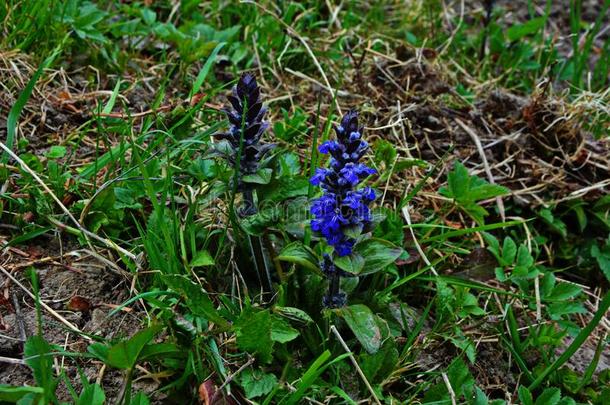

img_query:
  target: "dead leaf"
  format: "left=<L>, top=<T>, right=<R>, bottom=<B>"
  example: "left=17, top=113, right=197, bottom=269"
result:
left=67, top=296, right=91, bottom=312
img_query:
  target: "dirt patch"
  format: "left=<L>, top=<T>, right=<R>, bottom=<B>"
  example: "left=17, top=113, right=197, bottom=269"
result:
left=356, top=54, right=610, bottom=208
left=0, top=235, right=159, bottom=402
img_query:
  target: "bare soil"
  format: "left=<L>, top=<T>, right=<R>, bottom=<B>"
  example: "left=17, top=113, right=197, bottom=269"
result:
left=0, top=235, right=159, bottom=403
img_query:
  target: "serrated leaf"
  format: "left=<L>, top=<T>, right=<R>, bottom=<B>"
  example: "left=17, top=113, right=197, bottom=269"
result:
left=502, top=237, right=517, bottom=265
left=539, top=209, right=567, bottom=238
left=472, top=386, right=489, bottom=405
left=547, top=302, right=586, bottom=318
left=468, top=182, right=509, bottom=201
left=591, top=241, right=610, bottom=282
left=516, top=245, right=534, bottom=269
left=546, top=283, right=582, bottom=301
left=234, top=308, right=274, bottom=363
left=483, top=232, right=500, bottom=258
left=239, top=369, right=277, bottom=399
left=77, top=384, right=105, bottom=405
left=518, top=386, right=534, bottom=405
left=441, top=162, right=469, bottom=200
left=557, top=397, right=576, bottom=405
left=440, top=162, right=509, bottom=224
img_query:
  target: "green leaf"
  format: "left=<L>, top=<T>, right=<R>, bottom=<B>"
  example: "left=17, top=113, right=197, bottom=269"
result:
left=259, top=177, right=309, bottom=202
left=270, top=317, right=299, bottom=343
left=502, top=237, right=517, bottom=265
left=534, top=388, right=561, bottom=405
left=188, top=158, right=218, bottom=180
left=507, top=17, right=545, bottom=41
left=518, top=386, right=534, bottom=405
left=483, top=232, right=500, bottom=259
left=4, top=46, right=61, bottom=164
left=87, top=342, right=110, bottom=364
left=546, top=283, right=582, bottom=301
left=234, top=308, right=274, bottom=363
left=334, top=252, right=364, bottom=275
left=24, top=335, right=57, bottom=403
left=472, top=386, right=489, bottom=405
left=273, top=306, right=313, bottom=324
left=278, top=242, right=319, bottom=273
left=539, top=209, right=568, bottom=238
left=516, top=245, right=534, bottom=269
left=529, top=290, right=610, bottom=390
left=440, top=162, right=508, bottom=224
left=242, top=168, right=272, bottom=184
left=130, top=392, right=151, bottom=405
left=285, top=350, right=336, bottom=405
left=450, top=333, right=476, bottom=364
left=77, top=384, right=105, bottom=405
left=442, top=161, right=470, bottom=200
left=423, top=357, right=475, bottom=402
left=336, top=304, right=383, bottom=354
left=591, top=239, right=610, bottom=282
left=547, top=302, right=586, bottom=318
left=190, top=250, right=215, bottom=267
left=189, top=42, right=226, bottom=99
left=106, top=325, right=161, bottom=369
left=138, top=342, right=184, bottom=362
left=277, top=152, right=301, bottom=177
left=0, top=385, right=44, bottom=402
left=354, top=238, right=403, bottom=276
left=238, top=369, right=277, bottom=399
left=360, top=341, right=398, bottom=383
left=46, top=145, right=66, bottom=159
left=161, top=275, right=228, bottom=328
left=468, top=181, right=509, bottom=202
left=446, top=357, right=475, bottom=395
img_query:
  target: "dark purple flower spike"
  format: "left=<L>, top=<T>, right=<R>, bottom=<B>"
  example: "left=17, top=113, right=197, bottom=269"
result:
left=215, top=73, right=275, bottom=194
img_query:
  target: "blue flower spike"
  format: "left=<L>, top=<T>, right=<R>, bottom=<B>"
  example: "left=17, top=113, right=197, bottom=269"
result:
left=310, top=110, right=376, bottom=308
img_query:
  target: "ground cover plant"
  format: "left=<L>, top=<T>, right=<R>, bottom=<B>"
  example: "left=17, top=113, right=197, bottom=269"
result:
left=0, top=0, right=609, bottom=404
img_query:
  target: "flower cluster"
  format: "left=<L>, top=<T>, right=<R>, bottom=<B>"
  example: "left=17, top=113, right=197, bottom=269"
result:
left=215, top=73, right=274, bottom=179
left=310, top=110, right=376, bottom=257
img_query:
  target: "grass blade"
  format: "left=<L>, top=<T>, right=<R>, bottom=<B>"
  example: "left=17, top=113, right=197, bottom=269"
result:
left=3, top=44, right=62, bottom=163
left=189, top=42, right=226, bottom=100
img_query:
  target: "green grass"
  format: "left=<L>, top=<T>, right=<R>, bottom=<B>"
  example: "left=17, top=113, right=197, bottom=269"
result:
left=1, top=0, right=609, bottom=404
